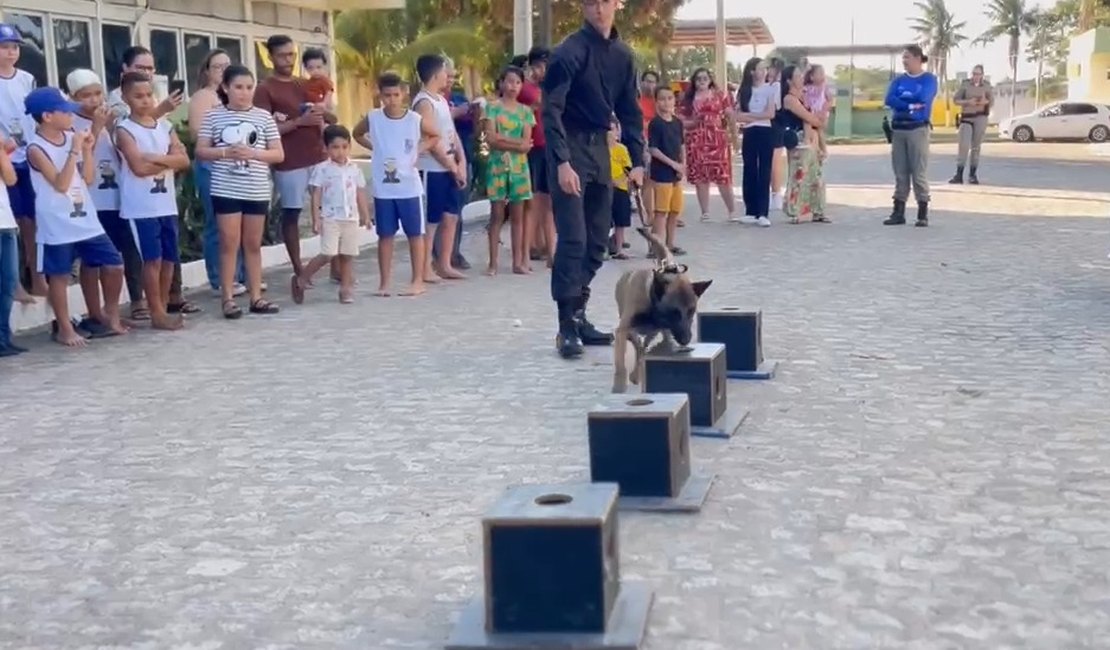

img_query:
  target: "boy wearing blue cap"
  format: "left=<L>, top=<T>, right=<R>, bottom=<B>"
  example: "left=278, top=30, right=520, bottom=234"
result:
left=0, top=23, right=45, bottom=299
left=25, top=87, right=126, bottom=347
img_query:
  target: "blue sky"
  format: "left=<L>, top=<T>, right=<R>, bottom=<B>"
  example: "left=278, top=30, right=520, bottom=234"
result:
left=677, top=0, right=1058, bottom=81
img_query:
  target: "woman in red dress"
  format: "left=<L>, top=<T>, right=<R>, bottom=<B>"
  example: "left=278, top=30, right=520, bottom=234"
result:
left=680, top=68, right=738, bottom=222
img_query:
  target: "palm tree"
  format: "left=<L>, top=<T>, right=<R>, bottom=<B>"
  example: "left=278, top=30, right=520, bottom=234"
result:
left=910, top=0, right=968, bottom=125
left=975, top=0, right=1037, bottom=117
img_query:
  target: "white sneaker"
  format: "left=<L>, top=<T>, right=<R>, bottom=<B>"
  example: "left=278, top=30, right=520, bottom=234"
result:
left=728, top=214, right=743, bottom=223
left=757, top=217, right=772, bottom=227
left=212, top=283, right=248, bottom=297
left=700, top=213, right=711, bottom=222
left=738, top=216, right=758, bottom=225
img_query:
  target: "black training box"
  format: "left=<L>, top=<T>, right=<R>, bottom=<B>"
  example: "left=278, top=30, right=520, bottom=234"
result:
left=643, top=343, right=727, bottom=429
left=482, top=483, right=620, bottom=634
left=587, top=394, right=691, bottom=499
left=698, top=308, right=762, bottom=373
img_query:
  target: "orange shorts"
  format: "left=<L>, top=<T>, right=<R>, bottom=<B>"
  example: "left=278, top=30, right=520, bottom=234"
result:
left=652, top=182, right=684, bottom=215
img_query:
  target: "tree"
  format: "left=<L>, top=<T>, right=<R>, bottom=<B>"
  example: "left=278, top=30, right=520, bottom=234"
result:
left=976, top=0, right=1038, bottom=115
left=831, top=65, right=896, bottom=102
left=910, top=0, right=968, bottom=124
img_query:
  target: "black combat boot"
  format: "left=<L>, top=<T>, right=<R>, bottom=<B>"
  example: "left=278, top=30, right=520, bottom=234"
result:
left=948, top=166, right=964, bottom=184
left=914, top=201, right=929, bottom=227
left=967, top=166, right=980, bottom=185
left=574, top=288, right=614, bottom=346
left=555, top=300, right=583, bottom=359
left=883, top=199, right=907, bottom=225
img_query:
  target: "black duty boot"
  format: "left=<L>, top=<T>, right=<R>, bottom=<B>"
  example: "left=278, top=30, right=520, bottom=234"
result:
left=968, top=167, right=980, bottom=185
left=555, top=300, right=584, bottom=359
left=883, top=199, right=907, bottom=225
left=915, top=201, right=929, bottom=227
left=574, top=289, right=614, bottom=346
left=948, top=166, right=964, bottom=184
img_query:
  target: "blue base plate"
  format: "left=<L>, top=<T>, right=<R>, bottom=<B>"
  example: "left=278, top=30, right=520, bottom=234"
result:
left=445, top=581, right=653, bottom=650
left=690, top=408, right=748, bottom=439
left=617, top=473, right=715, bottom=512
left=726, top=360, right=779, bottom=381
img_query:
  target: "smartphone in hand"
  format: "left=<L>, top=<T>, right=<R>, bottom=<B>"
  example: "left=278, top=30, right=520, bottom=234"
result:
left=169, top=79, right=186, bottom=97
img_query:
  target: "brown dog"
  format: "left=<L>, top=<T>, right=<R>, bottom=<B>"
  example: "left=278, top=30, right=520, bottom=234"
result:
left=612, top=227, right=711, bottom=393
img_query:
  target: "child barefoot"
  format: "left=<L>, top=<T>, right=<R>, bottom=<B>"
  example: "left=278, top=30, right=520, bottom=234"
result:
left=294, top=125, right=369, bottom=304
left=25, top=88, right=127, bottom=346
left=352, top=72, right=439, bottom=297
left=608, top=118, right=632, bottom=259
left=483, top=65, right=534, bottom=275
left=114, top=72, right=191, bottom=331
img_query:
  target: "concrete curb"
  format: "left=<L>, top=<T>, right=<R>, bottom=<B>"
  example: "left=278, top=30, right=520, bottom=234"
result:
left=9, top=199, right=492, bottom=335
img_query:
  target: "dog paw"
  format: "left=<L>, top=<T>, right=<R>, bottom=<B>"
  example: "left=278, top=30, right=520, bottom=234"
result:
left=629, top=370, right=639, bottom=385
left=611, top=379, right=627, bottom=393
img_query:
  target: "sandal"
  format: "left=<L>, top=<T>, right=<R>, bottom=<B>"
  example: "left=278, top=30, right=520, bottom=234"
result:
left=130, top=306, right=151, bottom=321
left=612, top=252, right=631, bottom=260
left=249, top=299, right=280, bottom=315
left=222, top=300, right=243, bottom=320
left=167, top=300, right=201, bottom=315
left=814, top=215, right=831, bottom=223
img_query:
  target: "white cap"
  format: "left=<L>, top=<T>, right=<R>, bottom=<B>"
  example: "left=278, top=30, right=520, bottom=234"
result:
left=65, top=69, right=102, bottom=95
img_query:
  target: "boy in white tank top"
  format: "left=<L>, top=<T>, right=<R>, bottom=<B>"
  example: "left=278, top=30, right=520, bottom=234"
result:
left=412, top=54, right=467, bottom=283
left=24, top=88, right=126, bottom=347
left=0, top=23, right=47, bottom=299
left=353, top=72, right=440, bottom=296
left=114, top=72, right=191, bottom=331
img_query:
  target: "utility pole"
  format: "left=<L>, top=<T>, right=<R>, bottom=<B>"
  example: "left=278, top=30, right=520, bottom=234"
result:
left=513, top=0, right=533, bottom=54
left=714, top=0, right=727, bottom=84
left=539, top=0, right=553, bottom=47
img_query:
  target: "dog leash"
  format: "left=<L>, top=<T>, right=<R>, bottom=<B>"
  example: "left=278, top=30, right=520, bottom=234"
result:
left=630, top=180, right=649, bottom=227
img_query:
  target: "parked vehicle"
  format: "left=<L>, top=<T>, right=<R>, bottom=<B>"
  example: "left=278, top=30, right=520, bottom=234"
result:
left=998, top=102, right=1110, bottom=143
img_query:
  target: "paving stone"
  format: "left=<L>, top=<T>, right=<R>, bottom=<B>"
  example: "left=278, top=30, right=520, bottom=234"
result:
left=1, top=144, right=1110, bottom=648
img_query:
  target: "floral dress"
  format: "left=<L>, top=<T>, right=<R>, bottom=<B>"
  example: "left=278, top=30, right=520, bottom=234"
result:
left=485, top=100, right=534, bottom=203
left=683, top=90, right=734, bottom=186
left=779, top=102, right=827, bottom=223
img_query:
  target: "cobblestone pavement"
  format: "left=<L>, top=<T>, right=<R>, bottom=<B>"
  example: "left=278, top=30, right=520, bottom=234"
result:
left=2, top=143, right=1110, bottom=649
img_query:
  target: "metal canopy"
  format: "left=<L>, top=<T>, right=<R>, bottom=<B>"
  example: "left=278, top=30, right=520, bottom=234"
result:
left=669, top=17, right=774, bottom=48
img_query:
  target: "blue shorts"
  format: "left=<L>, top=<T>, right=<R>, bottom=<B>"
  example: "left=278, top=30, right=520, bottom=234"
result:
left=374, top=197, right=424, bottom=238
left=130, top=216, right=180, bottom=263
left=421, top=170, right=462, bottom=224
left=6, top=164, right=35, bottom=220
left=39, top=234, right=122, bottom=277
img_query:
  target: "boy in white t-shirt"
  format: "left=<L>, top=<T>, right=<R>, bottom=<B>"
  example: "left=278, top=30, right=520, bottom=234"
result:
left=0, top=132, right=27, bottom=356
left=25, top=87, right=125, bottom=347
left=293, top=125, right=369, bottom=305
left=0, top=23, right=46, bottom=299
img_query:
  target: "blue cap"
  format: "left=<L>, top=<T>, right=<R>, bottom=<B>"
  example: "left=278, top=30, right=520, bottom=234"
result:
left=24, top=87, right=80, bottom=119
left=0, top=24, right=23, bottom=44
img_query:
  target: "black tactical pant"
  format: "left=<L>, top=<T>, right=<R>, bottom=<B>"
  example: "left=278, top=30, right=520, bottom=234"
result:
left=548, top=130, right=612, bottom=304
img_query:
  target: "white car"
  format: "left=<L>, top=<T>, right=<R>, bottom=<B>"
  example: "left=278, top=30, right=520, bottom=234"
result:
left=999, top=101, right=1110, bottom=143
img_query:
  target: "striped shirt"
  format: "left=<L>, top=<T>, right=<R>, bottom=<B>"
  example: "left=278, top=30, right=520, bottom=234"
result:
left=198, top=105, right=280, bottom=201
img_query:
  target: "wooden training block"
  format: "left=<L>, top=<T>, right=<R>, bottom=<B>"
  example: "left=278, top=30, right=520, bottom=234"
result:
left=587, top=393, right=715, bottom=512
left=642, top=343, right=748, bottom=439
left=445, top=483, right=653, bottom=650
left=697, top=308, right=779, bottom=380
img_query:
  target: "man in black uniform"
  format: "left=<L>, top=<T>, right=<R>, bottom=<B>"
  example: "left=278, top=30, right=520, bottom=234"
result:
left=542, top=0, right=644, bottom=359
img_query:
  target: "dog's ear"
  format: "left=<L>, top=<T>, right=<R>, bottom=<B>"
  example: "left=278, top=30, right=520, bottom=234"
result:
left=692, top=279, right=712, bottom=297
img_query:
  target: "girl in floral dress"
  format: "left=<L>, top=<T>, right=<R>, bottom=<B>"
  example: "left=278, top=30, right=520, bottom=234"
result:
left=483, top=66, right=534, bottom=275
left=680, top=68, right=738, bottom=222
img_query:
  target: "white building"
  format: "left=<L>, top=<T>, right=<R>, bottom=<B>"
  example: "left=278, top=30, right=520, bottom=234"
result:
left=0, top=0, right=397, bottom=95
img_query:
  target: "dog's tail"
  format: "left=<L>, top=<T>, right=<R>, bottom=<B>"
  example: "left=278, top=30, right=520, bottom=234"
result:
left=635, top=226, right=674, bottom=266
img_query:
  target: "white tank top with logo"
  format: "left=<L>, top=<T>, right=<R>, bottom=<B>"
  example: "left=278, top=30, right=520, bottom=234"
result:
left=28, top=131, right=104, bottom=245
left=0, top=69, right=37, bottom=165
left=368, top=108, right=424, bottom=200
left=116, top=118, right=178, bottom=220
left=412, top=89, right=457, bottom=173
left=71, top=113, right=121, bottom=211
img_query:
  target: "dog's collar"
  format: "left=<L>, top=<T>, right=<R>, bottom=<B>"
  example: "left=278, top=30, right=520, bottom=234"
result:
left=654, top=261, right=687, bottom=275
